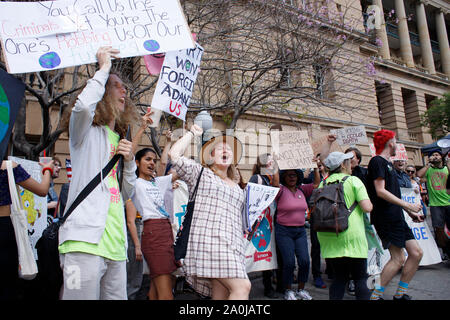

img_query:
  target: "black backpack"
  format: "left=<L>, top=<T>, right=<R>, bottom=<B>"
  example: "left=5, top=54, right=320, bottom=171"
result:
left=308, top=176, right=357, bottom=235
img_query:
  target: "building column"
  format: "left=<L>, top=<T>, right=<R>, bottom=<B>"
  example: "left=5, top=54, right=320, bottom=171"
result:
left=395, top=0, right=415, bottom=68
left=372, top=0, right=391, bottom=60
left=435, top=9, right=450, bottom=77
left=416, top=1, right=436, bottom=74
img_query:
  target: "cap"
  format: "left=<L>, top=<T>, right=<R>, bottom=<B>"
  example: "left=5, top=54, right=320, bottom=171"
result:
left=324, top=151, right=354, bottom=171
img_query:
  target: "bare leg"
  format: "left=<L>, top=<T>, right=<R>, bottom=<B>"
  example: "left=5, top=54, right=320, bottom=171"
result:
left=400, top=240, right=423, bottom=284
left=379, top=245, right=405, bottom=288
left=152, top=274, right=174, bottom=300
left=215, top=278, right=251, bottom=300
left=211, top=279, right=229, bottom=300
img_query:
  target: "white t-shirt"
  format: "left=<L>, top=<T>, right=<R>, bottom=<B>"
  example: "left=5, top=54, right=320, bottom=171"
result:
left=133, top=175, right=173, bottom=221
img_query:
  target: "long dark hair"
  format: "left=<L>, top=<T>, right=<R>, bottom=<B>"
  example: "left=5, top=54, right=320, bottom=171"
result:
left=135, top=147, right=157, bottom=177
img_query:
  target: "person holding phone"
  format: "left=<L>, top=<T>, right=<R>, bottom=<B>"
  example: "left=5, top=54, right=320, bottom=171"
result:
left=367, top=129, right=424, bottom=300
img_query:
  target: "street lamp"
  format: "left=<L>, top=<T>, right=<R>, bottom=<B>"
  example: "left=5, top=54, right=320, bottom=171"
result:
left=194, top=110, right=213, bottom=144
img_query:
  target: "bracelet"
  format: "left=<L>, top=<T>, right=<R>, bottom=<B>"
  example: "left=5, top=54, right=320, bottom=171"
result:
left=42, top=167, right=53, bottom=176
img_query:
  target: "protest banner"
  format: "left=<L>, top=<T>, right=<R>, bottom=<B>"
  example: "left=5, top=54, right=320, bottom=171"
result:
left=0, top=69, right=25, bottom=161
left=400, top=187, right=442, bottom=266
left=330, top=125, right=368, bottom=146
left=244, top=202, right=278, bottom=273
left=0, top=0, right=195, bottom=74
left=390, top=143, right=408, bottom=161
left=8, top=157, right=48, bottom=260
left=151, top=42, right=204, bottom=121
left=270, top=130, right=316, bottom=170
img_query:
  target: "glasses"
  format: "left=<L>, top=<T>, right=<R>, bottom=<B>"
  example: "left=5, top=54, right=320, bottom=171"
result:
left=406, top=170, right=415, bottom=174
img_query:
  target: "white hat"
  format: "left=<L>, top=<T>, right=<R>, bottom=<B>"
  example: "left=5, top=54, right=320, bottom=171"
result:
left=324, top=152, right=354, bottom=171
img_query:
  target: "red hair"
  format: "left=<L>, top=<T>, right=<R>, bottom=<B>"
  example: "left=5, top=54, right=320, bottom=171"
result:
left=373, top=129, right=395, bottom=155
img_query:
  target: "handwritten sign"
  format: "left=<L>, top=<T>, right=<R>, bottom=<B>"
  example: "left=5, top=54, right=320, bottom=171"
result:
left=390, top=143, right=408, bottom=161
left=151, top=42, right=203, bottom=121
left=271, top=131, right=316, bottom=170
left=330, top=125, right=368, bottom=146
left=0, top=0, right=195, bottom=74
left=242, top=182, right=279, bottom=232
left=0, top=1, right=77, bottom=39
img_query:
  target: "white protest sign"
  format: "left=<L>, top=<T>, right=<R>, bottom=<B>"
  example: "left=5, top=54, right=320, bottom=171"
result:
left=151, top=42, right=203, bottom=121
left=0, top=1, right=77, bottom=39
left=369, top=143, right=376, bottom=157
left=245, top=201, right=278, bottom=273
left=244, top=182, right=279, bottom=230
left=0, top=0, right=195, bottom=74
left=170, top=180, right=189, bottom=239
left=390, top=143, right=408, bottom=161
left=330, top=125, right=368, bottom=146
left=271, top=131, right=316, bottom=170
left=9, top=157, right=48, bottom=260
left=400, top=188, right=442, bottom=266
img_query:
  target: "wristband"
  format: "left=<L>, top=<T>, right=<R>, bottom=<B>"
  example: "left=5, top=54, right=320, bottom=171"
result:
left=42, top=167, right=53, bottom=176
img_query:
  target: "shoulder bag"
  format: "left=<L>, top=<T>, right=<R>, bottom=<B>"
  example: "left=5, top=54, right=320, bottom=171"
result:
left=5, top=160, right=38, bottom=280
left=174, top=167, right=204, bottom=262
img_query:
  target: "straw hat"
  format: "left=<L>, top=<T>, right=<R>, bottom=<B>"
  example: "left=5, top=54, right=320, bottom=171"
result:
left=199, top=133, right=243, bottom=166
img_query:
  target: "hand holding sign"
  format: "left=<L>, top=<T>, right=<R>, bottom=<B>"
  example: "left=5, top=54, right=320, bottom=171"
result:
left=96, top=46, right=120, bottom=72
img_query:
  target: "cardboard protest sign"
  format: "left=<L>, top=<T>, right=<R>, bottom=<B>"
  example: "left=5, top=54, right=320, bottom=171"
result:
left=390, top=143, right=408, bottom=161
left=9, top=157, right=48, bottom=260
left=244, top=202, right=278, bottom=273
left=0, top=69, right=25, bottom=161
left=400, top=188, right=442, bottom=266
left=270, top=131, right=316, bottom=170
left=0, top=0, right=195, bottom=74
left=151, top=42, right=203, bottom=121
left=330, top=125, right=368, bottom=146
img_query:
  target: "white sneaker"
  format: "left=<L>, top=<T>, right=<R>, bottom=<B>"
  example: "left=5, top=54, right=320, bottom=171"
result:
left=295, top=289, right=313, bottom=300
left=284, top=289, right=298, bottom=300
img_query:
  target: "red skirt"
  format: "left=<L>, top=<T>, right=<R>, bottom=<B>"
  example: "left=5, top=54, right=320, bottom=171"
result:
left=141, top=219, right=178, bottom=279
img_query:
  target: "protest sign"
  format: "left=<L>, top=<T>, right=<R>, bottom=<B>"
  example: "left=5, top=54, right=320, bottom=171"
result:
left=0, top=69, right=25, bottom=161
left=390, top=143, right=408, bottom=161
left=270, top=131, right=316, bottom=170
left=400, top=188, right=442, bottom=266
left=330, top=125, right=368, bottom=146
left=0, top=0, right=195, bottom=74
left=244, top=202, right=278, bottom=273
left=151, top=42, right=204, bottom=121
left=8, top=157, right=48, bottom=260
left=369, top=143, right=376, bottom=157
left=171, top=180, right=189, bottom=239
left=0, top=1, right=77, bottom=39
left=242, top=182, right=279, bottom=232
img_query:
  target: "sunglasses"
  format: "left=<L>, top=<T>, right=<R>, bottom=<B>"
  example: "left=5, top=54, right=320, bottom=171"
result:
left=406, top=170, right=415, bottom=174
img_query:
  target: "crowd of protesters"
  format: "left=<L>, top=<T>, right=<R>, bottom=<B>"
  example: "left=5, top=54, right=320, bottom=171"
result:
left=1, top=47, right=449, bottom=301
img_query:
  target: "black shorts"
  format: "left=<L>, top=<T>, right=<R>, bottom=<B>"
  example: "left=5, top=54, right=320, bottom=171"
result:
left=373, top=218, right=415, bottom=250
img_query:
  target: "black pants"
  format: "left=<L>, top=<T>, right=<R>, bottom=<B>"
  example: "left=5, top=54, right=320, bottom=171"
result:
left=326, top=257, right=370, bottom=300
left=310, top=229, right=321, bottom=279
left=0, top=217, right=19, bottom=300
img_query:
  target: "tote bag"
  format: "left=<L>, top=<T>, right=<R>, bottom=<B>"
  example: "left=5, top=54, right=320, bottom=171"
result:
left=6, top=160, right=38, bottom=280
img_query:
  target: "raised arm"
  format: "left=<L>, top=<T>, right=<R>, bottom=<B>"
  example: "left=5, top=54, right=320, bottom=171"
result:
left=168, top=124, right=203, bottom=163
left=319, top=134, right=337, bottom=163
left=156, top=130, right=173, bottom=177
left=416, top=163, right=430, bottom=179
left=69, top=47, right=120, bottom=147
left=132, top=108, right=153, bottom=154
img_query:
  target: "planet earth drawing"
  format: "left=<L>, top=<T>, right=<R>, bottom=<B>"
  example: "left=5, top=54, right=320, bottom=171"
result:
left=0, top=85, right=10, bottom=143
left=143, top=40, right=160, bottom=52
left=38, top=52, right=61, bottom=69
left=251, top=216, right=271, bottom=252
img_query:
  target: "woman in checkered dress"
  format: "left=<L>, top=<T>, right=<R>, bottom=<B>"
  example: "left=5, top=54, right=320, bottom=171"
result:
left=169, top=124, right=251, bottom=299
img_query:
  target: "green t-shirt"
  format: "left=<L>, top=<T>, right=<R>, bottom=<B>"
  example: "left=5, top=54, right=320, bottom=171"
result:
left=59, top=126, right=126, bottom=261
left=316, top=173, right=369, bottom=259
left=426, top=166, right=450, bottom=207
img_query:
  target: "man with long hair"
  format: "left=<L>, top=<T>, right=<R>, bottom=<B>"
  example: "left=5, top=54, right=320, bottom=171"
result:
left=58, top=46, right=138, bottom=300
left=366, top=129, right=424, bottom=300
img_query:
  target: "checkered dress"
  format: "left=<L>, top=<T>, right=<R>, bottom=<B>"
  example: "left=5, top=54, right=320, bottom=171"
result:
left=173, top=156, right=248, bottom=297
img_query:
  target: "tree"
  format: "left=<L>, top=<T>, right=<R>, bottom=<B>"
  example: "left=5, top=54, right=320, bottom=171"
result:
left=421, top=93, right=450, bottom=140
